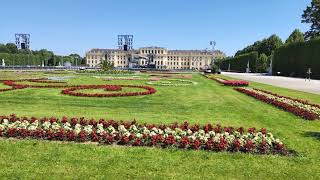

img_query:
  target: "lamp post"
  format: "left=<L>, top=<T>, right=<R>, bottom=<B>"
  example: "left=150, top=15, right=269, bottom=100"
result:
left=209, top=41, right=216, bottom=66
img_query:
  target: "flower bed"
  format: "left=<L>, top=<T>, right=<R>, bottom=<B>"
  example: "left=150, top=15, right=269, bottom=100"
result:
left=28, top=78, right=67, bottom=84
left=2, top=79, right=70, bottom=88
left=62, top=85, right=156, bottom=97
left=1, top=80, right=28, bottom=91
left=210, top=77, right=249, bottom=86
left=0, top=114, right=291, bottom=155
left=235, top=88, right=320, bottom=120
left=103, top=76, right=160, bottom=81
left=104, top=85, right=122, bottom=91
left=0, top=79, right=157, bottom=98
left=149, top=74, right=193, bottom=79
left=146, top=79, right=197, bottom=86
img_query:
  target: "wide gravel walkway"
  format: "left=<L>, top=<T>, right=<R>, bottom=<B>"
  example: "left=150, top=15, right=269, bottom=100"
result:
left=222, top=72, right=320, bottom=95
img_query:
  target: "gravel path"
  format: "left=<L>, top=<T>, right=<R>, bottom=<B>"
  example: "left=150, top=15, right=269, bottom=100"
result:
left=222, top=72, right=320, bottom=95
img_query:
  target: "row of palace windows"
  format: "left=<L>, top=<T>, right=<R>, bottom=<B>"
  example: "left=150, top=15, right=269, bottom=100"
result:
left=154, top=61, right=202, bottom=66
left=87, top=55, right=98, bottom=59
left=116, top=61, right=127, bottom=65
left=141, top=49, right=164, bottom=54
left=88, top=60, right=99, bottom=64
left=168, top=56, right=204, bottom=59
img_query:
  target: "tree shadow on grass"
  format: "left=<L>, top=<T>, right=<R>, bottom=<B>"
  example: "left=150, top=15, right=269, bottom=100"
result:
left=303, top=131, right=320, bottom=141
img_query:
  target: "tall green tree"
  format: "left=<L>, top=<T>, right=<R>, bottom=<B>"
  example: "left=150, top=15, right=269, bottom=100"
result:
left=257, top=34, right=283, bottom=56
left=100, top=60, right=114, bottom=71
left=302, top=0, right=320, bottom=40
left=285, top=29, right=305, bottom=44
left=0, top=44, right=10, bottom=53
left=235, top=34, right=283, bottom=56
left=5, top=43, right=18, bottom=54
left=69, top=53, right=81, bottom=65
left=256, top=53, right=268, bottom=72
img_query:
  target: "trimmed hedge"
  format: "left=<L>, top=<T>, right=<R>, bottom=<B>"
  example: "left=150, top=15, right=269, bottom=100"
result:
left=0, top=53, right=43, bottom=66
left=273, top=38, right=320, bottom=79
left=220, top=52, right=258, bottom=73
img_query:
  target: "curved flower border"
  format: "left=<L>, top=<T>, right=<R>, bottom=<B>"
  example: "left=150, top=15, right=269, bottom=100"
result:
left=61, top=85, right=156, bottom=97
left=235, top=88, right=320, bottom=120
left=0, top=79, right=157, bottom=98
left=146, top=79, right=197, bottom=86
left=208, top=76, right=249, bottom=86
left=0, top=114, right=292, bottom=156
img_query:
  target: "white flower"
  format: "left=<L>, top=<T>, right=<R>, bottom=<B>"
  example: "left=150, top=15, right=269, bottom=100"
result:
left=136, top=133, right=142, bottom=138
left=151, top=127, right=158, bottom=133
left=107, top=125, right=115, bottom=134
left=158, top=129, right=163, bottom=135
left=150, top=131, right=157, bottom=136
left=129, top=125, right=138, bottom=132
left=143, top=128, right=150, bottom=135
left=96, top=124, right=105, bottom=135
left=74, top=124, right=82, bottom=134
left=42, top=121, right=51, bottom=130
left=118, top=125, right=127, bottom=134
left=27, top=120, right=39, bottom=131
left=2, top=119, right=9, bottom=125
left=62, top=122, right=72, bottom=131
left=51, top=122, right=61, bottom=131
left=83, top=125, right=93, bottom=134
left=187, top=129, right=193, bottom=135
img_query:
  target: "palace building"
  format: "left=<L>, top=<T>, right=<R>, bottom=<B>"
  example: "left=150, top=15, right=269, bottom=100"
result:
left=86, top=46, right=225, bottom=70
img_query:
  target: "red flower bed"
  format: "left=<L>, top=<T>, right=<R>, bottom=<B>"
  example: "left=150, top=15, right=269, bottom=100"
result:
left=0, top=79, right=157, bottom=98
left=2, top=80, right=69, bottom=88
left=253, top=88, right=320, bottom=109
left=27, top=78, right=67, bottom=84
left=235, top=88, right=319, bottom=120
left=0, top=80, right=28, bottom=92
left=105, top=85, right=122, bottom=91
left=206, top=76, right=249, bottom=86
left=0, top=114, right=293, bottom=156
left=222, top=80, right=249, bottom=86
left=61, top=85, right=156, bottom=97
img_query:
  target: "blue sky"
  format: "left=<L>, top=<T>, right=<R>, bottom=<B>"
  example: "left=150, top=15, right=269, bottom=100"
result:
left=0, top=0, right=311, bottom=56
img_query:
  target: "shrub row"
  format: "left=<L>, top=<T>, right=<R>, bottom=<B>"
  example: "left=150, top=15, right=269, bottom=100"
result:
left=273, top=38, right=320, bottom=79
left=219, top=52, right=258, bottom=73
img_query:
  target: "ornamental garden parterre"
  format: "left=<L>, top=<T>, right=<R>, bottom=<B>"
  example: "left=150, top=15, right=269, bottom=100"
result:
left=0, top=72, right=319, bottom=158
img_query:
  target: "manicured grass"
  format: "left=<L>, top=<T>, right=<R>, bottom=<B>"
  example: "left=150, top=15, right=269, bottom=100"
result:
left=0, top=71, right=319, bottom=179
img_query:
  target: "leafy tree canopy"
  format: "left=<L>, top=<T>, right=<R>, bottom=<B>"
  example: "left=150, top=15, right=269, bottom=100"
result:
left=235, top=34, right=283, bottom=56
left=285, top=29, right=305, bottom=44
left=302, top=0, right=320, bottom=40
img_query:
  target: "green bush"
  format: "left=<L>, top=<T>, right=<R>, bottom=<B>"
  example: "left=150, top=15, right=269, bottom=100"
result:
left=0, top=53, right=43, bottom=66
left=220, top=51, right=259, bottom=72
left=256, top=53, right=268, bottom=73
left=273, top=38, right=320, bottom=79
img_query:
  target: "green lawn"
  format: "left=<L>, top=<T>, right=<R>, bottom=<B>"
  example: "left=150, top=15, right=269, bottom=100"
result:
left=0, top=71, right=319, bottom=179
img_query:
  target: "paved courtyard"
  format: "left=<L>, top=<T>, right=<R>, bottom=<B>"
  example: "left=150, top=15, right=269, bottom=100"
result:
left=222, top=72, right=320, bottom=95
